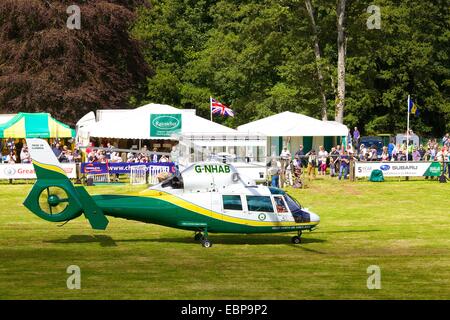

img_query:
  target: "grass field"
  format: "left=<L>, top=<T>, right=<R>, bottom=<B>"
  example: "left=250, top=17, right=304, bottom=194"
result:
left=0, top=178, right=449, bottom=300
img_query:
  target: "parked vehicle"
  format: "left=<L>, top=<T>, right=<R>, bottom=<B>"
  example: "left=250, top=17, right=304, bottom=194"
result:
left=395, top=133, right=420, bottom=147
left=360, top=136, right=383, bottom=157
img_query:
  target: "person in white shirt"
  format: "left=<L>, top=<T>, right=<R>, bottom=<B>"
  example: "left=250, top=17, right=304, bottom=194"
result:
left=20, top=145, right=31, bottom=163
left=280, top=147, right=291, bottom=160
left=6, top=151, right=16, bottom=164
left=269, top=158, right=281, bottom=188
left=318, top=146, right=328, bottom=175
left=279, top=147, right=291, bottom=186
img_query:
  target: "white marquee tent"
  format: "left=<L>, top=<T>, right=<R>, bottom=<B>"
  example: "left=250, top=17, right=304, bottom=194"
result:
left=237, top=111, right=349, bottom=155
left=77, top=103, right=237, bottom=141
left=237, top=111, right=348, bottom=137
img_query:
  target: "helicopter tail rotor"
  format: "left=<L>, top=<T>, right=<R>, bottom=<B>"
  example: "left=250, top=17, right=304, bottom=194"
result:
left=23, top=139, right=109, bottom=230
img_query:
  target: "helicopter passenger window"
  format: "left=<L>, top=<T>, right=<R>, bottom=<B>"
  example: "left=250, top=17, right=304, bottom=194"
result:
left=246, top=196, right=274, bottom=213
left=222, top=195, right=242, bottom=211
left=274, top=196, right=288, bottom=213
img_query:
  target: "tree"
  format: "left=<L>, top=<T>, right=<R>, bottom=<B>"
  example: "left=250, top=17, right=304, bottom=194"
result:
left=335, top=0, right=346, bottom=124
left=0, top=0, right=150, bottom=125
left=305, top=0, right=328, bottom=120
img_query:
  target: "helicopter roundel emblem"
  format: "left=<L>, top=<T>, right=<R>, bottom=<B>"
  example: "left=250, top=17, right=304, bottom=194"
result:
left=258, top=213, right=266, bottom=221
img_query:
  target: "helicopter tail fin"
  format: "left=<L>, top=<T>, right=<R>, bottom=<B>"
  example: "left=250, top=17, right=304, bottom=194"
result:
left=23, top=139, right=109, bottom=230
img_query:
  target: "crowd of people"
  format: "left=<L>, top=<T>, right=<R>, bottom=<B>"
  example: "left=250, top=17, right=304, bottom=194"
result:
left=0, top=138, right=180, bottom=167
left=268, top=131, right=450, bottom=188
left=84, top=142, right=179, bottom=165
left=2, top=132, right=449, bottom=186
left=1, top=138, right=32, bottom=164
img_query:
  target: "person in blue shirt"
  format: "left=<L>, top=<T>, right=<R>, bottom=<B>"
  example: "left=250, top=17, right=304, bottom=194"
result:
left=52, top=143, right=62, bottom=159
left=338, top=150, right=350, bottom=180
left=388, top=140, right=395, bottom=160
left=353, top=127, right=360, bottom=149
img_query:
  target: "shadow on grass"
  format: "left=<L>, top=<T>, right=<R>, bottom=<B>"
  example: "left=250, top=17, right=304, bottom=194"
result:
left=312, top=229, right=380, bottom=234
left=45, top=234, right=326, bottom=247
left=45, top=235, right=118, bottom=247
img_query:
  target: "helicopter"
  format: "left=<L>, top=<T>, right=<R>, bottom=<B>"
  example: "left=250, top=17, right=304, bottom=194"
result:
left=23, top=139, right=320, bottom=247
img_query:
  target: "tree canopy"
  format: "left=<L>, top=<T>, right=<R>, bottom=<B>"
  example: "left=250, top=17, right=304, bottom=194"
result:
left=0, top=0, right=449, bottom=136
left=0, top=0, right=150, bottom=125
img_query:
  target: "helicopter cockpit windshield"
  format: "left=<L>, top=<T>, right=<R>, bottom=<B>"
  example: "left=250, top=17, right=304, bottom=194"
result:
left=284, top=193, right=310, bottom=223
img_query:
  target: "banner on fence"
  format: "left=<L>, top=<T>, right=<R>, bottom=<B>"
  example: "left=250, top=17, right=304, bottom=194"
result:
left=81, top=162, right=175, bottom=175
left=354, top=161, right=442, bottom=177
left=0, top=163, right=77, bottom=179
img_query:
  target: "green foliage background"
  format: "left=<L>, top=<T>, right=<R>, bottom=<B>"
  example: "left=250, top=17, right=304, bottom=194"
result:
left=132, top=0, right=450, bottom=136
left=0, top=0, right=448, bottom=137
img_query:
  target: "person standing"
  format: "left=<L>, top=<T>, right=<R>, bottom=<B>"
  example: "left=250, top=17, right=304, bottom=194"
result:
left=151, top=147, right=159, bottom=163
left=329, top=147, right=339, bottom=177
left=6, top=150, right=16, bottom=164
left=279, top=146, right=291, bottom=186
left=294, top=145, right=305, bottom=168
left=52, top=143, right=61, bottom=159
left=269, top=158, right=281, bottom=188
left=305, top=150, right=317, bottom=180
left=353, top=127, right=360, bottom=149
left=170, top=145, right=180, bottom=175
left=6, top=138, right=15, bottom=153
left=338, top=150, right=350, bottom=180
left=20, top=145, right=31, bottom=163
left=412, top=147, right=421, bottom=161
left=359, top=144, right=367, bottom=161
left=318, top=146, right=328, bottom=176
left=381, top=146, right=390, bottom=162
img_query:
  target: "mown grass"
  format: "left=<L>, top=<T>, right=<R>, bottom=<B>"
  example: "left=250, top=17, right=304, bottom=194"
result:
left=0, top=178, right=449, bottom=299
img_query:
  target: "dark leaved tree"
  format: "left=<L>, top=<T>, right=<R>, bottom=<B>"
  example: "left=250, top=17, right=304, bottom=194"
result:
left=0, top=0, right=151, bottom=125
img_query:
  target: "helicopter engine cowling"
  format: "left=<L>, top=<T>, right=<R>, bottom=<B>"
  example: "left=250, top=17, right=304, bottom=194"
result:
left=181, top=162, right=255, bottom=192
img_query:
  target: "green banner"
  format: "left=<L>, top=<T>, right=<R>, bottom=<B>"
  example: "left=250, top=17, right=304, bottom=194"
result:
left=423, top=162, right=442, bottom=176
left=150, top=114, right=182, bottom=137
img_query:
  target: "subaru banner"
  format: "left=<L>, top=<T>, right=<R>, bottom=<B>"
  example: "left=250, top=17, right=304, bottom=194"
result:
left=355, top=161, right=442, bottom=177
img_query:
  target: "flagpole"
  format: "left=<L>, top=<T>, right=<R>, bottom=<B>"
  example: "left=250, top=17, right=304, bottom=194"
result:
left=406, top=95, right=410, bottom=162
left=210, top=96, right=213, bottom=122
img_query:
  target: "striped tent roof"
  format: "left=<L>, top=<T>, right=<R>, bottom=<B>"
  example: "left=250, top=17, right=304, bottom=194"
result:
left=0, top=113, right=75, bottom=138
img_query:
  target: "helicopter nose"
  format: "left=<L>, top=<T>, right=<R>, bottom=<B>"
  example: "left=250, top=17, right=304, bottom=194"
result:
left=310, top=212, right=320, bottom=224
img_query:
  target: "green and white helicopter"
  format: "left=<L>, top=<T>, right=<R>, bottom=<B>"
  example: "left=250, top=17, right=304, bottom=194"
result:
left=23, top=139, right=320, bottom=247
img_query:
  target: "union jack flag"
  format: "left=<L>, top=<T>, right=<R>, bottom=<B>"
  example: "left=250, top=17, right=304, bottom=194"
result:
left=211, top=98, right=234, bottom=117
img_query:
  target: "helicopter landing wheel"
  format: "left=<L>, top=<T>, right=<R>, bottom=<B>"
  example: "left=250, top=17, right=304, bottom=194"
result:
left=291, top=236, right=301, bottom=244
left=201, top=239, right=212, bottom=248
left=199, top=227, right=212, bottom=248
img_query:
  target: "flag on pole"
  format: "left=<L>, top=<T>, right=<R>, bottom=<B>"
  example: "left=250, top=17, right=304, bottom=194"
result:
left=408, top=98, right=419, bottom=116
left=211, top=98, right=235, bottom=117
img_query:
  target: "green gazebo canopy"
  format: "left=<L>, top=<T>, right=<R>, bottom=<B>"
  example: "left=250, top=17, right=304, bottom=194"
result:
left=0, top=113, right=75, bottom=139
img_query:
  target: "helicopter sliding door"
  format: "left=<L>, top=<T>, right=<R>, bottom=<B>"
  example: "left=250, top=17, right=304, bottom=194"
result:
left=245, top=195, right=276, bottom=223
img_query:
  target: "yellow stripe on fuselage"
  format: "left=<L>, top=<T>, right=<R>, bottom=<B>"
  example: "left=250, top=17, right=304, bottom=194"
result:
left=138, top=189, right=317, bottom=228
left=32, top=159, right=67, bottom=176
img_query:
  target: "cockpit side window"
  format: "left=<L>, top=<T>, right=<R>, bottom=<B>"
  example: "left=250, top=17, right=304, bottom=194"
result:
left=274, top=196, right=288, bottom=213
left=223, top=195, right=243, bottom=211
left=246, top=196, right=274, bottom=213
